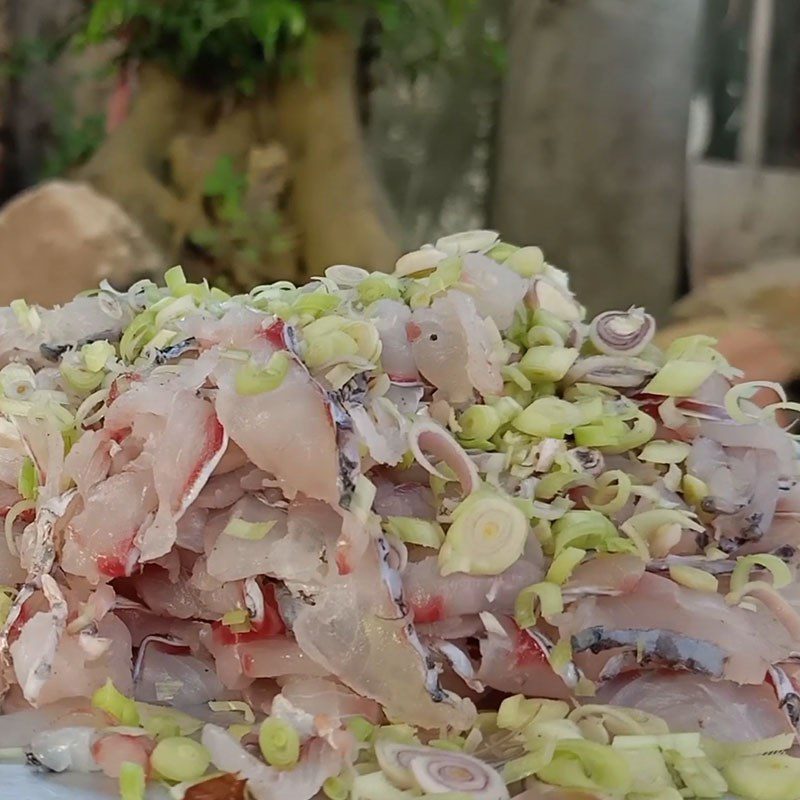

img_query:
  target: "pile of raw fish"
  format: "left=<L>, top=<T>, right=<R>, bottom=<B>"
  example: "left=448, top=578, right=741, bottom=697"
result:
left=0, top=230, right=799, bottom=800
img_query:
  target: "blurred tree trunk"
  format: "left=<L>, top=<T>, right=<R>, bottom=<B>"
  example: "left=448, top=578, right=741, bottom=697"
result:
left=7, top=0, right=118, bottom=186
left=491, top=0, right=701, bottom=319
left=74, top=31, right=400, bottom=285
left=0, top=0, right=9, bottom=197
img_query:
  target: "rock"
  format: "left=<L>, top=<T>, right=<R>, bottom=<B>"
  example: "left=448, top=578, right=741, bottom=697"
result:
left=0, top=180, right=164, bottom=306
left=657, top=257, right=800, bottom=384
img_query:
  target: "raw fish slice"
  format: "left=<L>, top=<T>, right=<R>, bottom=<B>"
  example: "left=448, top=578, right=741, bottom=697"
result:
left=61, top=468, right=157, bottom=582
left=558, top=573, right=792, bottom=684
left=598, top=671, right=792, bottom=741
left=63, top=429, right=112, bottom=496
left=12, top=611, right=132, bottom=706
left=409, top=292, right=503, bottom=402
left=458, top=252, right=528, bottom=331
left=214, top=347, right=342, bottom=504
left=206, top=498, right=291, bottom=582
left=131, top=563, right=242, bottom=620
left=562, top=554, right=646, bottom=599
left=292, top=542, right=476, bottom=730
left=476, top=617, right=575, bottom=701
left=403, top=556, right=544, bottom=623
left=368, top=299, right=419, bottom=383
left=202, top=724, right=345, bottom=800
left=275, top=677, right=382, bottom=726
left=135, top=648, right=231, bottom=705
left=105, top=376, right=227, bottom=561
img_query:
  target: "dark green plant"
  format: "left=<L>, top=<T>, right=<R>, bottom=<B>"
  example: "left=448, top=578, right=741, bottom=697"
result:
left=78, top=0, right=477, bottom=91
left=190, top=155, right=291, bottom=286
left=41, top=99, right=106, bottom=180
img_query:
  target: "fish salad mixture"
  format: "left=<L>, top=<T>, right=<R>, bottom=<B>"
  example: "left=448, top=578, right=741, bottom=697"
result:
left=0, top=230, right=800, bottom=800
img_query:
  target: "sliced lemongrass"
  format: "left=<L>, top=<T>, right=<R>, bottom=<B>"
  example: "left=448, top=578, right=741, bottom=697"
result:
left=501, top=364, right=532, bottom=391
left=527, top=280, right=583, bottom=322
left=221, top=518, right=277, bottom=541
left=17, top=457, right=38, bottom=501
left=384, top=517, right=444, bottom=549
left=682, top=474, right=709, bottom=508
left=724, top=381, right=786, bottom=423
left=226, top=723, right=253, bottom=741
left=322, top=773, right=353, bottom=800
left=259, top=717, right=300, bottom=769
left=287, top=289, right=340, bottom=320
left=60, top=363, right=106, bottom=393
left=10, top=298, right=41, bottom=334
left=671, top=754, right=728, bottom=799
left=761, top=401, right=800, bottom=432
left=346, top=716, right=375, bottom=743
left=208, top=700, right=255, bottom=723
left=545, top=547, right=587, bottom=585
left=722, top=754, right=800, bottom=800
left=515, top=582, right=564, bottom=628
left=350, top=772, right=416, bottom=800
left=406, top=256, right=462, bottom=308
left=644, top=360, right=716, bottom=397
left=92, top=679, right=139, bottom=726
left=519, top=346, right=579, bottom=382
left=590, top=308, right=655, bottom=357
left=536, top=739, right=631, bottom=793
left=435, top=229, right=499, bottom=255
left=669, top=565, right=718, bottom=593
left=486, top=396, right=524, bottom=426
left=535, top=469, right=592, bottom=501
left=486, top=241, right=518, bottom=262
left=730, top=554, right=792, bottom=594
left=324, top=264, right=370, bottom=286
left=525, top=325, right=564, bottom=349
left=605, top=409, right=657, bottom=454
left=459, top=405, right=501, bottom=441
left=612, top=733, right=704, bottom=756
left=638, top=439, right=691, bottom=464
left=616, top=746, right=674, bottom=793
left=221, top=609, right=249, bottom=628
left=0, top=587, right=15, bottom=628
left=497, top=695, right=569, bottom=731
left=82, top=340, right=116, bottom=372
left=235, top=351, right=289, bottom=395
left=574, top=416, right=629, bottom=448
left=504, top=739, right=557, bottom=783
left=119, top=761, right=145, bottom=800
left=513, top=397, right=582, bottom=438
left=438, top=488, right=528, bottom=576
left=665, top=334, right=718, bottom=360
left=394, top=247, right=448, bottom=277
left=586, top=469, right=632, bottom=514
left=504, top=245, right=546, bottom=277
left=706, top=733, right=794, bottom=762
left=356, top=274, right=402, bottom=305
left=569, top=705, right=668, bottom=736
left=552, top=510, right=618, bottom=555
left=151, top=737, right=210, bottom=783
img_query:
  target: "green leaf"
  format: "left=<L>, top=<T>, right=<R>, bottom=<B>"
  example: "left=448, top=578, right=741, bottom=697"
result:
left=189, top=227, right=221, bottom=249
left=203, top=155, right=245, bottom=198
left=249, top=0, right=307, bottom=55
left=86, top=0, right=126, bottom=43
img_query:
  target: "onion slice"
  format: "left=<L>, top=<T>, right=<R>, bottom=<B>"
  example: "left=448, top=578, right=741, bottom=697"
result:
left=564, top=356, right=657, bottom=388
left=408, top=419, right=480, bottom=496
left=590, top=308, right=655, bottom=356
left=375, top=740, right=509, bottom=799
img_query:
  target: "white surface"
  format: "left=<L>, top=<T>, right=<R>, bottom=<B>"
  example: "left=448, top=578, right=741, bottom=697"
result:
left=2, top=765, right=169, bottom=798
